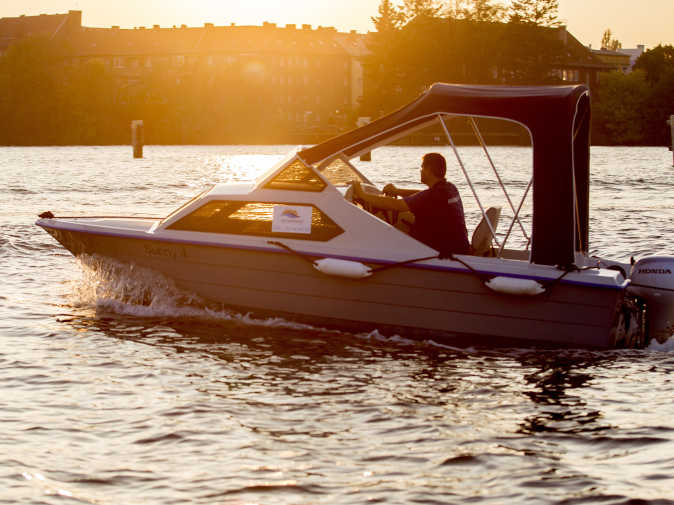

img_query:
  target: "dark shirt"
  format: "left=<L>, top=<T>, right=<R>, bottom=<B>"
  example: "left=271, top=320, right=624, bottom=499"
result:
left=404, top=180, right=469, bottom=256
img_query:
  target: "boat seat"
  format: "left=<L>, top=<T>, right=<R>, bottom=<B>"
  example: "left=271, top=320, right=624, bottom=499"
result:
left=471, top=206, right=501, bottom=256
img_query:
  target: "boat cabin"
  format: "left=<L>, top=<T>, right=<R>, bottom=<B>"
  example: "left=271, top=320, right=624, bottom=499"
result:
left=157, top=83, right=592, bottom=269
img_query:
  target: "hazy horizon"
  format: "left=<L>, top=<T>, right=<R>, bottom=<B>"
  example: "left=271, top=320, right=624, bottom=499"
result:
left=1, top=0, right=672, bottom=50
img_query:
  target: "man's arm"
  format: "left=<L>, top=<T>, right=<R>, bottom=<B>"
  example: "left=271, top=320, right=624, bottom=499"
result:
left=352, top=181, right=409, bottom=212
left=383, top=183, right=419, bottom=198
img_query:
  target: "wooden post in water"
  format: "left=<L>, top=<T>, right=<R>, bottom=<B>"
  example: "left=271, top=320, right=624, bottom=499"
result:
left=668, top=115, right=674, bottom=166
left=131, top=120, right=144, bottom=158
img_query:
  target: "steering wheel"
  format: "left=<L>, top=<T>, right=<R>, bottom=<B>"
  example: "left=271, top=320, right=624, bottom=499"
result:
left=345, top=182, right=398, bottom=225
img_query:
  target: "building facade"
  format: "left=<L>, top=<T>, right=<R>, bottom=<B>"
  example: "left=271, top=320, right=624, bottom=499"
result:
left=0, top=10, right=368, bottom=139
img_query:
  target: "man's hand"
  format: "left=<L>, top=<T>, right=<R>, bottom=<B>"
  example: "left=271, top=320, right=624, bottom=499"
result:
left=350, top=180, right=409, bottom=214
left=383, top=183, right=397, bottom=197
left=351, top=180, right=364, bottom=199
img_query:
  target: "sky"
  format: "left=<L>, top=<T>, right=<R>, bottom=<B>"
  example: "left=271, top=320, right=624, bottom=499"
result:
left=1, top=0, right=672, bottom=50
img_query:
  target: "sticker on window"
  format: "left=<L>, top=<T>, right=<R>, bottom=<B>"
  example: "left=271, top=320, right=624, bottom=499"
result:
left=272, top=205, right=312, bottom=234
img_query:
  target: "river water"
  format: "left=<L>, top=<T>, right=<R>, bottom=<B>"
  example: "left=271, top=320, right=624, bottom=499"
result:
left=1, top=145, right=673, bottom=504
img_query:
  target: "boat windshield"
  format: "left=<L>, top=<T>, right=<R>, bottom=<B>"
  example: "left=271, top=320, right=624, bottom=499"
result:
left=159, top=185, right=214, bottom=226
left=316, top=156, right=371, bottom=187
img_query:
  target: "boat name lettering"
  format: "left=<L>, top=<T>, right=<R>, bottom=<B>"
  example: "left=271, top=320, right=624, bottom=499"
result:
left=637, top=268, right=671, bottom=274
left=143, top=244, right=186, bottom=259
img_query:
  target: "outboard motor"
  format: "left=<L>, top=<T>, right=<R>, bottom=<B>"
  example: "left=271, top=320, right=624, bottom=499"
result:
left=629, top=256, right=674, bottom=342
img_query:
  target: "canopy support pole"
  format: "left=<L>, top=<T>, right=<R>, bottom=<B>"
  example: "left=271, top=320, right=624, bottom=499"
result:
left=469, top=117, right=530, bottom=245
left=439, top=114, right=501, bottom=251
left=498, top=178, right=533, bottom=256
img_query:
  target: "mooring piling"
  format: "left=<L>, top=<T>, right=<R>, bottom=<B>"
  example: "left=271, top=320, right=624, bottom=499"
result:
left=131, top=120, right=144, bottom=158
left=668, top=115, right=674, bottom=166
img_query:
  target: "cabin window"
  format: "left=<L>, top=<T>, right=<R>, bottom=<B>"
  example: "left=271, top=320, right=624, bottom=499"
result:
left=168, top=201, right=342, bottom=241
left=264, top=159, right=326, bottom=192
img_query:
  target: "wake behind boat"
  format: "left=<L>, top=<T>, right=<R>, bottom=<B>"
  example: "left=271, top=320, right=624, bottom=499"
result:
left=36, top=83, right=674, bottom=348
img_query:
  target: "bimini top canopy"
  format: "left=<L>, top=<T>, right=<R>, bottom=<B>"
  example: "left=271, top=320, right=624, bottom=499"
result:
left=299, top=83, right=591, bottom=267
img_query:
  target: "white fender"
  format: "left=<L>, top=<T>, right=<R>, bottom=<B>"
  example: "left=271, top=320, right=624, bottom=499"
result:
left=313, top=258, right=373, bottom=279
left=485, top=276, right=545, bottom=296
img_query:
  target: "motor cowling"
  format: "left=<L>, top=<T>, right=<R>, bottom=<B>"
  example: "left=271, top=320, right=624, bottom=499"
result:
left=628, top=256, right=674, bottom=342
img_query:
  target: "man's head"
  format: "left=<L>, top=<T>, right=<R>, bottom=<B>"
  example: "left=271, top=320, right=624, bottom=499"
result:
left=421, top=152, right=446, bottom=185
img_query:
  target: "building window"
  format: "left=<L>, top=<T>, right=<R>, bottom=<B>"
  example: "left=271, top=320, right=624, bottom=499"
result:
left=561, top=69, right=580, bottom=82
left=113, top=57, right=125, bottom=68
left=175, top=55, right=185, bottom=65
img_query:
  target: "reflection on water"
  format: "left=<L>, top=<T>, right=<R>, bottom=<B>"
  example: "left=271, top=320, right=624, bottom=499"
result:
left=518, top=352, right=608, bottom=435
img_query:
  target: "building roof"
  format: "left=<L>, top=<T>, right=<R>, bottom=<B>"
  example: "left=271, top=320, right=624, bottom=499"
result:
left=66, top=23, right=365, bottom=58
left=0, top=10, right=80, bottom=51
left=0, top=10, right=368, bottom=59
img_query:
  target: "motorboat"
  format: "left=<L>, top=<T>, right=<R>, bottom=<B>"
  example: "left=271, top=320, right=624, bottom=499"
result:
left=36, top=83, right=674, bottom=348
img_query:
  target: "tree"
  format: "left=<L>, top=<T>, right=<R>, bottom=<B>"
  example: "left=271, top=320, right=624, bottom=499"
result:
left=593, top=70, right=649, bottom=144
left=0, top=36, right=67, bottom=144
left=508, top=0, right=560, bottom=27
left=462, top=0, right=506, bottom=22
left=362, top=0, right=409, bottom=117
left=401, top=0, right=444, bottom=22
left=600, top=29, right=622, bottom=51
left=61, top=60, right=119, bottom=144
left=641, top=68, right=674, bottom=144
left=371, top=0, right=404, bottom=32
left=633, top=44, right=674, bottom=84
left=633, top=45, right=674, bottom=144
left=593, top=45, right=674, bottom=145
left=444, top=0, right=469, bottom=19
left=496, top=22, right=566, bottom=83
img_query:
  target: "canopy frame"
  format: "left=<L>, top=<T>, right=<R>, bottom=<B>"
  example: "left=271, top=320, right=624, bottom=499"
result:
left=299, top=83, right=591, bottom=267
